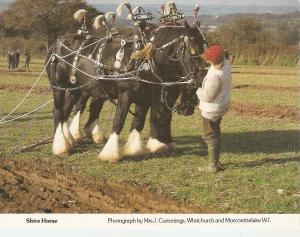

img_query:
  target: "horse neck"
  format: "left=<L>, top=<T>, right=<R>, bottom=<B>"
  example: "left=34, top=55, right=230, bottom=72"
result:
left=153, top=26, right=186, bottom=48
left=151, top=26, right=187, bottom=80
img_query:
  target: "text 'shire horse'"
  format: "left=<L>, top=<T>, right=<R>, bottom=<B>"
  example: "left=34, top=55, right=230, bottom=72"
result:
left=46, top=21, right=207, bottom=163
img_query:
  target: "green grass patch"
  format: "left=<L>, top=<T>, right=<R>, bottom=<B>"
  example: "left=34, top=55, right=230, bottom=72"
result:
left=0, top=62, right=299, bottom=213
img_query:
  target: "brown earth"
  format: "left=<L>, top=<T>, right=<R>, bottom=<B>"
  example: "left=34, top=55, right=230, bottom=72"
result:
left=232, top=71, right=298, bottom=76
left=0, top=84, right=49, bottom=94
left=0, top=158, right=206, bottom=214
left=230, top=102, right=300, bottom=121
left=232, top=84, right=299, bottom=92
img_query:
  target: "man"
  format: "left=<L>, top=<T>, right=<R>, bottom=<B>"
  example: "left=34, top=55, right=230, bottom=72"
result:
left=24, top=49, right=31, bottom=68
left=196, top=45, right=232, bottom=173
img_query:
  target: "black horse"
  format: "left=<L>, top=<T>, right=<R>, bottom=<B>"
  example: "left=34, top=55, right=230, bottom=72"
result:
left=46, top=21, right=207, bottom=163
left=7, top=50, right=20, bottom=70
left=68, top=22, right=157, bottom=145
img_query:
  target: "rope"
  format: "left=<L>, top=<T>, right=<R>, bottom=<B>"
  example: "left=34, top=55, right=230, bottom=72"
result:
left=0, top=57, right=52, bottom=122
left=57, top=36, right=110, bottom=59
left=7, top=87, right=52, bottom=153
left=53, top=54, right=193, bottom=87
left=0, top=99, right=53, bottom=125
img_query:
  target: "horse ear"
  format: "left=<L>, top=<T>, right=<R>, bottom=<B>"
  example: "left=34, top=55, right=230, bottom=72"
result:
left=184, top=20, right=193, bottom=34
left=185, top=20, right=192, bottom=29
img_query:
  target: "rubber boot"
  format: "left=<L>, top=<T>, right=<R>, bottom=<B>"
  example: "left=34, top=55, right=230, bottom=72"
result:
left=198, top=144, right=221, bottom=173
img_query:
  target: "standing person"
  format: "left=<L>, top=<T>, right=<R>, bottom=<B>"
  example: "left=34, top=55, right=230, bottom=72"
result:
left=24, top=49, right=31, bottom=68
left=196, top=45, right=232, bottom=173
left=15, top=49, right=20, bottom=69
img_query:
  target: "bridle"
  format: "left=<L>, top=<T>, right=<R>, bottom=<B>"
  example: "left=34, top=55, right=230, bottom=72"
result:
left=147, top=26, right=207, bottom=112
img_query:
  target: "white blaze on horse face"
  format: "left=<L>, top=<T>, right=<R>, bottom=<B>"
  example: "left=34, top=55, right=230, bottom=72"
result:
left=52, top=122, right=72, bottom=156
left=63, top=122, right=75, bottom=148
left=123, top=129, right=150, bottom=158
left=146, top=137, right=169, bottom=154
left=85, top=120, right=105, bottom=144
left=98, top=133, right=121, bottom=163
left=69, top=111, right=82, bottom=143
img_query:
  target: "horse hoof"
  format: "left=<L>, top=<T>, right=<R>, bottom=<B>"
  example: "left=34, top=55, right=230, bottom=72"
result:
left=85, top=121, right=105, bottom=144
left=92, top=134, right=106, bottom=145
left=53, top=122, right=72, bottom=156
left=98, top=153, right=122, bottom=163
left=71, top=133, right=82, bottom=144
left=123, top=129, right=150, bottom=159
left=98, top=133, right=122, bottom=163
left=146, top=137, right=169, bottom=155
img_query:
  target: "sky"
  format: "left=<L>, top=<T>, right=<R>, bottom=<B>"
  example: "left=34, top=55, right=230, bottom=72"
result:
left=87, top=0, right=300, bottom=6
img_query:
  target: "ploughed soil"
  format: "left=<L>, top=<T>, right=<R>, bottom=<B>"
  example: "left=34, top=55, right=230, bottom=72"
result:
left=0, top=158, right=205, bottom=214
left=232, top=84, right=299, bottom=93
left=230, top=102, right=300, bottom=121
left=0, top=84, right=49, bottom=94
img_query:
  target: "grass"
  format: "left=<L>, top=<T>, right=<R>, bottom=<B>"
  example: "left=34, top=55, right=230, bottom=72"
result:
left=0, top=58, right=299, bottom=213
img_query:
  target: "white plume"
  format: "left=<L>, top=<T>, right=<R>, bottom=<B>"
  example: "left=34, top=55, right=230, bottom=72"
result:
left=105, top=12, right=116, bottom=21
left=73, top=9, right=88, bottom=23
left=131, top=6, right=139, bottom=15
left=116, top=1, right=130, bottom=16
left=93, top=15, right=106, bottom=30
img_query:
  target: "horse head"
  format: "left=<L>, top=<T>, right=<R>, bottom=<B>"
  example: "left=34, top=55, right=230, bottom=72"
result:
left=173, top=21, right=208, bottom=116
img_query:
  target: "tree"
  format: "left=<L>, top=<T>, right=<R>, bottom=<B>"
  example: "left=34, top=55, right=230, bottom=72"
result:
left=2, top=0, right=100, bottom=48
left=274, top=20, right=299, bottom=46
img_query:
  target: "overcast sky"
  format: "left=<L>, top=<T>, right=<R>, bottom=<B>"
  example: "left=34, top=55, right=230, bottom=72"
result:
left=87, top=0, right=300, bottom=6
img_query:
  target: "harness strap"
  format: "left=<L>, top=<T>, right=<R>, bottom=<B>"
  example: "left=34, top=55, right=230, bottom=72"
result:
left=70, top=38, right=89, bottom=84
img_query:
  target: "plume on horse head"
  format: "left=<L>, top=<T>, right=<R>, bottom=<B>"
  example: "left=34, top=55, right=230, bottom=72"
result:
left=73, top=9, right=88, bottom=23
left=164, top=1, right=177, bottom=15
left=193, top=4, right=200, bottom=25
left=116, top=1, right=132, bottom=16
left=93, top=15, right=107, bottom=30
left=105, top=12, right=116, bottom=22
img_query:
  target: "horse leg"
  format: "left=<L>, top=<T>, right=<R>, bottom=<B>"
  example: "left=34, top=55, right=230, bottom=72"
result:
left=98, top=92, right=131, bottom=163
left=147, top=90, right=178, bottom=155
left=52, top=89, right=72, bottom=156
left=84, top=97, right=106, bottom=144
left=147, top=109, right=172, bottom=155
left=123, top=102, right=150, bottom=158
left=69, top=93, right=89, bottom=143
left=62, top=90, right=81, bottom=146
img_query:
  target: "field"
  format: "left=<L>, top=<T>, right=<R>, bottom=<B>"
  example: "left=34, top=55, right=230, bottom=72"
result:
left=0, top=56, right=299, bottom=213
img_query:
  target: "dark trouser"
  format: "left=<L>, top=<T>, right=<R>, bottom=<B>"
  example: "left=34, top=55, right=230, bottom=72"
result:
left=202, top=116, right=222, bottom=147
left=200, top=116, right=223, bottom=172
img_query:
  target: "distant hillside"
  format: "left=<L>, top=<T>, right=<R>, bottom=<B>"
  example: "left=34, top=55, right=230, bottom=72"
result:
left=198, top=11, right=300, bottom=26
left=93, top=3, right=299, bottom=16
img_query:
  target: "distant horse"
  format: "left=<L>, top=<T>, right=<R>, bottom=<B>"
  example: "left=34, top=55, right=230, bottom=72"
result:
left=7, top=50, right=20, bottom=70
left=46, top=21, right=207, bottom=163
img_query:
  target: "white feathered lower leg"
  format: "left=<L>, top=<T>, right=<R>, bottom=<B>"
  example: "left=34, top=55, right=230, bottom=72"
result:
left=85, top=120, right=105, bottom=144
left=146, top=137, right=169, bottom=154
left=63, top=122, right=75, bottom=148
left=123, top=129, right=150, bottom=158
left=98, top=133, right=122, bottom=163
left=69, top=111, right=82, bottom=143
left=52, top=122, right=72, bottom=156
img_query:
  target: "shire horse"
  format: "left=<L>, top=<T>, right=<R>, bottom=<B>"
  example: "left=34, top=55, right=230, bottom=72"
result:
left=7, top=50, right=20, bottom=70
left=46, top=18, right=206, bottom=163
